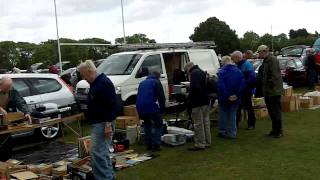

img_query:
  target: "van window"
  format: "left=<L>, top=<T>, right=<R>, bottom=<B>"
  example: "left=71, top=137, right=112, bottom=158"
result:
left=141, top=54, right=163, bottom=74
left=12, top=79, right=31, bottom=97
left=29, top=78, right=62, bottom=95
left=97, top=54, right=142, bottom=75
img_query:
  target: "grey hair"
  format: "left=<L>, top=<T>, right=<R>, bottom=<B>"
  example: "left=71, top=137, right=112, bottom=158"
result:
left=0, top=76, right=12, bottom=85
left=78, top=60, right=97, bottom=72
left=221, top=56, right=234, bottom=65
left=184, top=62, right=194, bottom=72
left=231, top=50, right=243, bottom=60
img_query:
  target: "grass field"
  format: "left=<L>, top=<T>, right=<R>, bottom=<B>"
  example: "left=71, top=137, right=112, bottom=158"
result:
left=60, top=107, right=320, bottom=180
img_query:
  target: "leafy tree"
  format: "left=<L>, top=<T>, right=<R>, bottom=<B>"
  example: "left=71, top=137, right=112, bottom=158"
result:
left=289, top=28, right=309, bottom=39
left=0, top=41, right=20, bottom=70
left=15, top=42, right=37, bottom=69
left=240, top=31, right=260, bottom=52
left=115, top=33, right=156, bottom=44
left=189, top=17, right=240, bottom=55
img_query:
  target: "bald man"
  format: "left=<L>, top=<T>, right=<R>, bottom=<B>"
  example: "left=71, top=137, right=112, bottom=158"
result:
left=0, top=77, right=31, bottom=123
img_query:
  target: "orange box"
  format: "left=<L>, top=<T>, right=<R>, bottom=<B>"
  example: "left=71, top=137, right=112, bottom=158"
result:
left=116, top=116, right=139, bottom=129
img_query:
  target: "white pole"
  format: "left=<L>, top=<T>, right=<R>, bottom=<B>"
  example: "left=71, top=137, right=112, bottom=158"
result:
left=121, top=0, right=126, bottom=44
left=54, top=0, right=63, bottom=73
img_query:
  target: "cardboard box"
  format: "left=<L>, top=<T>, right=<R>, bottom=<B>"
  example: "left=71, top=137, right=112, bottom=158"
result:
left=252, top=97, right=266, bottom=108
left=0, top=162, right=9, bottom=180
left=67, top=157, right=94, bottom=180
left=281, top=96, right=296, bottom=112
left=283, top=86, right=293, bottom=97
left=300, top=97, right=313, bottom=109
left=254, top=108, right=268, bottom=119
left=311, top=96, right=320, bottom=105
left=123, top=105, right=139, bottom=119
left=295, top=97, right=301, bottom=111
left=116, top=116, right=139, bottom=129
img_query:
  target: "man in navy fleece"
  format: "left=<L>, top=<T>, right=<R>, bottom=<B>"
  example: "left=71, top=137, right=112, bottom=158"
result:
left=79, top=60, right=116, bottom=180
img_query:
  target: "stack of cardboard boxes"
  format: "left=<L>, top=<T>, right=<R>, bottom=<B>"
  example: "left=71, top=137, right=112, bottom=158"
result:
left=281, top=86, right=301, bottom=112
left=253, top=97, right=268, bottom=119
left=116, top=105, right=140, bottom=129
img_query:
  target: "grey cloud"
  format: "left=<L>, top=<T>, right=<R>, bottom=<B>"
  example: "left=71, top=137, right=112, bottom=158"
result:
left=248, top=0, right=275, bottom=6
left=124, top=0, right=223, bottom=23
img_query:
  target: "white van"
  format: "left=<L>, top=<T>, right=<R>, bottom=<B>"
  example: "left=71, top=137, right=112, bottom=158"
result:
left=76, top=48, right=220, bottom=106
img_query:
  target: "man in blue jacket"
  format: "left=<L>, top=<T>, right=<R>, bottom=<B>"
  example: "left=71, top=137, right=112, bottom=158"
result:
left=217, top=56, right=245, bottom=139
left=136, top=71, right=165, bottom=151
left=79, top=60, right=117, bottom=180
left=232, top=50, right=256, bottom=130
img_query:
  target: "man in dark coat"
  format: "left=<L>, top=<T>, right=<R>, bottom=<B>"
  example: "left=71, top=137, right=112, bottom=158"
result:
left=136, top=71, right=165, bottom=151
left=185, top=62, right=211, bottom=151
left=256, top=45, right=283, bottom=138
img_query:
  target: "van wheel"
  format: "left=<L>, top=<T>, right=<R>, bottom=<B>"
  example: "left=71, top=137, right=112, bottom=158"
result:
left=124, top=96, right=136, bottom=106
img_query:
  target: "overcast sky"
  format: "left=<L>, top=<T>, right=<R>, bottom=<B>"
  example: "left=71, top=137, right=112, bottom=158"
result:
left=0, top=0, right=319, bottom=44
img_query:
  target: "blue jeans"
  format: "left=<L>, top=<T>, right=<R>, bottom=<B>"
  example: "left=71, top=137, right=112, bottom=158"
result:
left=141, top=113, right=163, bottom=148
left=218, top=104, right=238, bottom=138
left=91, top=122, right=114, bottom=180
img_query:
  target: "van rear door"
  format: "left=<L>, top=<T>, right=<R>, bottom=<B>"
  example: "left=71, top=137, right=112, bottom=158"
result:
left=187, top=49, right=220, bottom=75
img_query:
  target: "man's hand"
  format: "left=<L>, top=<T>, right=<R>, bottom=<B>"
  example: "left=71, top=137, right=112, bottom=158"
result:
left=0, top=107, right=7, bottom=120
left=105, top=126, right=113, bottom=138
left=228, top=95, right=238, bottom=101
left=25, top=114, right=32, bottom=124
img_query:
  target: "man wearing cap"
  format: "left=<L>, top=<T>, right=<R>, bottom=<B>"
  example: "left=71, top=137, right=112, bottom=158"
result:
left=256, top=45, right=283, bottom=138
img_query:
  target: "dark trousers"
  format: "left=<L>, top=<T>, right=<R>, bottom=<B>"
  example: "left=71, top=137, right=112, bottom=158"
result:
left=236, top=92, right=256, bottom=128
left=140, top=113, right=163, bottom=148
left=265, top=95, right=282, bottom=134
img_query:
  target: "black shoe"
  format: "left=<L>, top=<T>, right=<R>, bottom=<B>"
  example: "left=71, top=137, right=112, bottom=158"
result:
left=246, top=126, right=255, bottom=130
left=216, top=133, right=227, bottom=138
left=272, top=133, right=283, bottom=138
left=267, top=131, right=277, bottom=136
left=188, top=147, right=205, bottom=151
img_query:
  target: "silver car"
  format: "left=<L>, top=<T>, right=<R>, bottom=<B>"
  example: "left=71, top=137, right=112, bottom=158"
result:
left=0, top=73, right=78, bottom=139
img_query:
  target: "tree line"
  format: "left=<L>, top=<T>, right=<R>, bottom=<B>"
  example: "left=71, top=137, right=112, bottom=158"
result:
left=0, top=17, right=318, bottom=70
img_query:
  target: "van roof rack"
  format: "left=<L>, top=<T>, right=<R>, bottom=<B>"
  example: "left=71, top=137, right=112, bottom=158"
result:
left=59, top=41, right=216, bottom=51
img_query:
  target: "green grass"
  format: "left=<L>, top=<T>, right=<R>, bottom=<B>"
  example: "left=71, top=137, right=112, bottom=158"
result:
left=60, top=108, right=320, bottom=180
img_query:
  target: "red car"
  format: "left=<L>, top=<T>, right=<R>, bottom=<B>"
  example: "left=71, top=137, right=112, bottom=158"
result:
left=280, top=58, right=307, bottom=86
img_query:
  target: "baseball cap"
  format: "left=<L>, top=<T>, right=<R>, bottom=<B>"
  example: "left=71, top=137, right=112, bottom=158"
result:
left=257, top=45, right=269, bottom=52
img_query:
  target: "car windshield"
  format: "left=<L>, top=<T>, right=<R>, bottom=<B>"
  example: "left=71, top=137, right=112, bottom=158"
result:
left=97, top=54, right=142, bottom=75
left=281, top=47, right=304, bottom=57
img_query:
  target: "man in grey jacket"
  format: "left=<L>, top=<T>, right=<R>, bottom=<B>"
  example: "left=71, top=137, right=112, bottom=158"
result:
left=0, top=77, right=31, bottom=123
left=256, top=45, right=283, bottom=138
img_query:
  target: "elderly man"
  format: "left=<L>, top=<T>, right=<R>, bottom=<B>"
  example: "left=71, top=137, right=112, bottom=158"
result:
left=217, top=56, right=245, bottom=139
left=0, top=76, right=31, bottom=161
left=256, top=45, right=283, bottom=138
left=0, top=76, right=31, bottom=123
left=78, top=60, right=117, bottom=180
left=185, top=62, right=211, bottom=151
left=231, top=50, right=256, bottom=130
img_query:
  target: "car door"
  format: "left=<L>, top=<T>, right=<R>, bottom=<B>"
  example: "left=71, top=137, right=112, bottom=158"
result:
left=11, top=78, right=42, bottom=112
left=136, top=54, right=169, bottom=100
left=27, top=77, right=74, bottom=107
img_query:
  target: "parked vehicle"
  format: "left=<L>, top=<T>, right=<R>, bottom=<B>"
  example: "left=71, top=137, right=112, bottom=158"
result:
left=277, top=45, right=309, bottom=64
left=0, top=73, right=78, bottom=139
left=254, top=58, right=306, bottom=86
left=76, top=47, right=220, bottom=107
